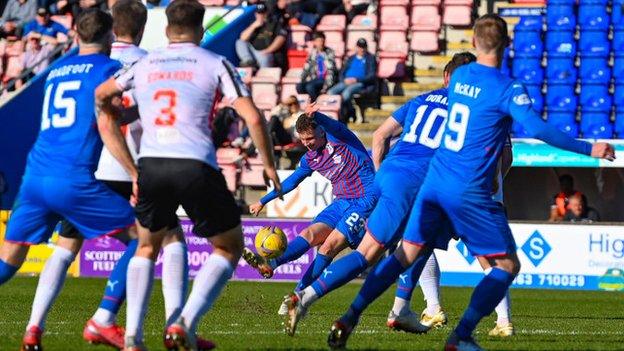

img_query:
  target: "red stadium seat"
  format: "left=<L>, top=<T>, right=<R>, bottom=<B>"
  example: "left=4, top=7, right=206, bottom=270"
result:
left=380, top=0, right=410, bottom=6
left=411, top=6, right=441, bottom=31
left=289, top=24, right=312, bottom=48
left=199, top=0, right=225, bottom=6
left=252, top=85, right=279, bottom=110
left=444, top=0, right=473, bottom=5
left=280, top=82, right=298, bottom=101
left=412, top=0, right=441, bottom=5
left=410, top=31, right=440, bottom=53
left=316, top=94, right=342, bottom=119
left=219, top=164, right=238, bottom=193
left=347, top=31, right=377, bottom=55
left=348, top=15, right=377, bottom=31
left=4, top=55, right=24, bottom=79
left=282, top=68, right=303, bottom=84
left=240, top=156, right=266, bottom=187
left=235, top=67, right=253, bottom=85
left=379, top=31, right=409, bottom=58
left=378, top=57, right=406, bottom=79
left=50, top=15, right=72, bottom=29
left=325, top=40, right=345, bottom=58
left=251, top=67, right=282, bottom=84
left=217, top=148, right=241, bottom=162
left=380, top=6, right=409, bottom=31
left=443, top=5, right=473, bottom=27
left=316, top=15, right=347, bottom=31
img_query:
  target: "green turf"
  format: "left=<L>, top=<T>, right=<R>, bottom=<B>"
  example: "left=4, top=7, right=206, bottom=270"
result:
left=0, top=277, right=622, bottom=350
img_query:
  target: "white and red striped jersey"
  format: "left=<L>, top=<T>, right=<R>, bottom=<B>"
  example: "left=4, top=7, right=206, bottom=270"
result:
left=115, top=42, right=248, bottom=169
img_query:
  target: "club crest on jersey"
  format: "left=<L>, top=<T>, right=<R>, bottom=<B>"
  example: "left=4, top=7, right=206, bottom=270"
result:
left=326, top=143, right=334, bottom=154
left=333, top=154, right=342, bottom=164
left=513, top=94, right=531, bottom=106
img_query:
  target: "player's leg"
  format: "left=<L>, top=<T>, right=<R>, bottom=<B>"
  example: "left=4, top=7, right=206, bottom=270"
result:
left=414, top=253, right=447, bottom=327
left=161, top=226, right=189, bottom=327
left=0, top=242, right=29, bottom=284
left=477, top=256, right=513, bottom=337
left=295, top=228, right=349, bottom=292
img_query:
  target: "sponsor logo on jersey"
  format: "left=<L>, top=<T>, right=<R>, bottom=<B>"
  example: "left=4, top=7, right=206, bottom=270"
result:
left=513, top=93, right=531, bottom=106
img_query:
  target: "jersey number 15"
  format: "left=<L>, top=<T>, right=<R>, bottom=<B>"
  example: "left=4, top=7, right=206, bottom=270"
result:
left=41, top=81, right=81, bottom=131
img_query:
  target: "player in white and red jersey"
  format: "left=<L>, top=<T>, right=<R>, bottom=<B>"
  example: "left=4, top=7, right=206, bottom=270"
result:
left=95, top=1, right=281, bottom=350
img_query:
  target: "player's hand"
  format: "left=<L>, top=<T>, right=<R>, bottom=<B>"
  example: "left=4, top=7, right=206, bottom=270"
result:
left=591, top=142, right=616, bottom=161
left=304, top=102, right=319, bottom=117
left=249, top=202, right=264, bottom=216
left=264, top=167, right=282, bottom=197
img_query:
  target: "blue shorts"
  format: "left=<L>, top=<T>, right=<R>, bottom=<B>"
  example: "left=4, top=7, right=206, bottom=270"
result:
left=366, top=159, right=430, bottom=247
left=403, top=180, right=516, bottom=256
left=5, top=175, right=135, bottom=245
left=313, top=194, right=378, bottom=248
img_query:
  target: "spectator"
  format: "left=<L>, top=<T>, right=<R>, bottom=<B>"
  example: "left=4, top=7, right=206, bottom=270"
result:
left=327, top=37, right=376, bottom=123
left=269, top=95, right=302, bottom=144
left=297, top=31, right=337, bottom=100
left=23, top=31, right=54, bottom=76
left=71, top=0, right=107, bottom=25
left=564, top=194, right=600, bottom=223
left=0, top=0, right=37, bottom=39
left=549, top=174, right=585, bottom=222
left=235, top=2, right=287, bottom=68
left=22, top=7, right=69, bottom=44
left=339, top=0, right=370, bottom=23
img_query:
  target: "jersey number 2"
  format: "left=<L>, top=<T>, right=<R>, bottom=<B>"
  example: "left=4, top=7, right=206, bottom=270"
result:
left=41, top=80, right=81, bottom=131
left=154, top=89, right=177, bottom=126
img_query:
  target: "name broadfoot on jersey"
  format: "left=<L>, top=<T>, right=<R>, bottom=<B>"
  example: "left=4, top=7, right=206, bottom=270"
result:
left=115, top=42, right=249, bottom=168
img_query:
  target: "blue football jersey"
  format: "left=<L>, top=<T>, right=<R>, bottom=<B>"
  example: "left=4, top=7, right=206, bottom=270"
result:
left=386, top=88, right=449, bottom=160
left=26, top=54, right=122, bottom=177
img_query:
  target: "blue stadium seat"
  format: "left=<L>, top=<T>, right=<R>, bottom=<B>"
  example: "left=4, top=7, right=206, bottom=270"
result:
left=512, top=121, right=531, bottom=138
left=613, top=30, right=624, bottom=54
left=545, top=30, right=576, bottom=57
left=615, top=83, right=624, bottom=107
left=513, top=31, right=543, bottom=57
left=512, top=58, right=544, bottom=84
left=578, top=5, right=610, bottom=31
left=613, top=2, right=624, bottom=29
left=579, top=0, right=608, bottom=4
left=547, top=111, right=579, bottom=137
left=500, top=47, right=511, bottom=77
left=514, top=16, right=544, bottom=32
left=525, top=84, right=544, bottom=113
left=546, top=5, right=576, bottom=31
left=578, top=30, right=610, bottom=57
left=581, top=111, right=613, bottom=138
left=614, top=56, right=624, bottom=83
left=546, top=83, right=578, bottom=112
left=546, top=57, right=577, bottom=84
left=615, top=108, right=624, bottom=136
left=580, top=57, right=611, bottom=84
left=579, top=84, right=612, bottom=112
left=548, top=0, right=575, bottom=4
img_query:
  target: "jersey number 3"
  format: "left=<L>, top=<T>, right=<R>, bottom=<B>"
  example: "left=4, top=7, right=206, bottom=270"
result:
left=41, top=81, right=81, bottom=131
left=154, top=89, right=177, bottom=126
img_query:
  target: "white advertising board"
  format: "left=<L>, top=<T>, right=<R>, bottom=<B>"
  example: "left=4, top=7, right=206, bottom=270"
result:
left=266, top=170, right=333, bottom=218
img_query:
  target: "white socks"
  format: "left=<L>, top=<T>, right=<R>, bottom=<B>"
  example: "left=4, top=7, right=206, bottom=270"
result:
left=391, top=297, right=410, bottom=316
left=300, top=286, right=319, bottom=308
left=27, top=246, right=76, bottom=330
left=419, top=254, right=441, bottom=315
left=93, top=308, right=116, bottom=326
left=162, top=242, right=187, bottom=326
left=180, top=254, right=233, bottom=335
left=125, top=257, right=154, bottom=344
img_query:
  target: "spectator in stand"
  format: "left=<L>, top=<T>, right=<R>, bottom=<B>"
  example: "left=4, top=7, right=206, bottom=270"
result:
left=71, top=0, right=107, bottom=25
left=339, top=0, right=370, bottom=23
left=0, top=0, right=37, bottom=39
left=297, top=31, right=337, bottom=100
left=23, top=32, right=53, bottom=76
left=549, top=174, right=586, bottom=222
left=564, top=194, right=600, bottom=223
left=22, top=7, right=69, bottom=44
left=235, top=2, right=287, bottom=68
left=328, top=37, right=376, bottom=123
left=269, top=95, right=303, bottom=144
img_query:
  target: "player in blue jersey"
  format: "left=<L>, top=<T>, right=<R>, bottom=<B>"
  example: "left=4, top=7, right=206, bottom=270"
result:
left=279, top=53, right=475, bottom=337
left=291, top=14, right=613, bottom=350
left=242, top=110, right=378, bottom=302
left=0, top=10, right=139, bottom=351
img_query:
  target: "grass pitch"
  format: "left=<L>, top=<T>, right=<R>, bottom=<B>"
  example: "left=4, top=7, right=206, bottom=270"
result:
left=0, top=277, right=622, bottom=350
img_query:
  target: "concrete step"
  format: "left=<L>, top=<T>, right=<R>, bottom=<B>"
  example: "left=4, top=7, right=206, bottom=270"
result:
left=446, top=28, right=474, bottom=43
left=348, top=121, right=382, bottom=132
left=413, top=54, right=453, bottom=71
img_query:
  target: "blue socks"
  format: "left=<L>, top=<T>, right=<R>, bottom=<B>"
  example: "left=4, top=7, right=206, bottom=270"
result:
left=0, top=259, right=19, bottom=285
left=309, top=251, right=368, bottom=296
left=272, top=236, right=311, bottom=268
left=455, top=267, right=515, bottom=340
left=99, top=239, right=138, bottom=313
left=395, top=251, right=433, bottom=300
left=296, top=253, right=333, bottom=291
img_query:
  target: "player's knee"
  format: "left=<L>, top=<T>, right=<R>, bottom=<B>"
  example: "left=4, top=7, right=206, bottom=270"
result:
left=356, top=235, right=385, bottom=263
left=318, top=237, right=344, bottom=257
left=299, top=229, right=315, bottom=244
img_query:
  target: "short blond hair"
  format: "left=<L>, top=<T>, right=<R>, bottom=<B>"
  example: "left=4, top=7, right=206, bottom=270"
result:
left=473, top=14, right=510, bottom=54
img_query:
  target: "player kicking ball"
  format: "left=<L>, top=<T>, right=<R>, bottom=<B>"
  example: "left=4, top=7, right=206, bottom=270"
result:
left=95, top=1, right=280, bottom=349
left=242, top=105, right=379, bottom=306
left=288, top=14, right=614, bottom=350
left=0, top=9, right=141, bottom=351
left=279, top=52, right=474, bottom=337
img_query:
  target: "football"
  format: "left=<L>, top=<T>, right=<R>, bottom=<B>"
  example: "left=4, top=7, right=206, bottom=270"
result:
left=254, top=226, right=288, bottom=259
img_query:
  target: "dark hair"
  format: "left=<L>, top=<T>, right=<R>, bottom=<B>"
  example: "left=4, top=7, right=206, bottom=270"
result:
left=295, top=114, right=318, bottom=133
left=166, top=0, right=205, bottom=34
left=76, top=8, right=113, bottom=44
left=473, top=14, right=510, bottom=54
left=312, top=31, right=325, bottom=40
left=112, top=0, right=147, bottom=39
left=444, top=51, right=477, bottom=76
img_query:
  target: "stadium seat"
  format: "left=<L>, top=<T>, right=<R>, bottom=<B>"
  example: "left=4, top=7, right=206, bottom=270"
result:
left=578, top=4, right=610, bottom=31
left=280, top=83, right=298, bottom=102
left=289, top=25, right=312, bottom=48
left=512, top=57, right=544, bottom=84
left=546, top=83, right=578, bottom=112
left=380, top=6, right=409, bottom=31
left=316, top=94, right=342, bottom=119
left=444, top=0, right=473, bottom=5
left=547, top=111, right=579, bottom=137
left=251, top=67, right=282, bottom=84
left=378, top=57, right=407, bottom=79
left=347, top=31, right=376, bottom=55
left=240, top=156, right=265, bottom=187
left=615, top=108, right=624, bottom=136
left=251, top=85, right=279, bottom=110
left=380, top=0, right=410, bottom=6
left=525, top=84, right=544, bottom=113
left=614, top=84, right=624, bottom=107
left=199, top=0, right=225, bottom=6
left=50, top=15, right=72, bottom=29
left=410, top=31, right=440, bottom=53
left=219, top=164, right=238, bottom=193
left=613, top=2, right=624, bottom=29
left=379, top=31, right=409, bottom=58
left=513, top=30, right=543, bottom=58
left=317, top=15, right=347, bottom=31
left=235, top=67, right=253, bottom=86
left=282, top=68, right=303, bottom=84
left=514, top=15, right=544, bottom=32
left=545, top=30, right=576, bottom=57
left=579, top=84, right=612, bottom=112
left=613, top=30, right=624, bottom=54
left=411, top=6, right=441, bottom=31
left=412, top=0, right=441, bottom=4
left=512, top=121, right=531, bottom=137
left=325, top=39, right=345, bottom=58
left=348, top=15, right=377, bottom=31
left=546, top=4, right=576, bottom=31
left=578, top=30, right=610, bottom=57
left=443, top=5, right=472, bottom=27
left=581, top=111, right=613, bottom=138
left=500, top=47, right=511, bottom=77
left=548, top=0, right=575, bottom=4
left=3, top=55, right=24, bottom=80
left=579, top=57, right=611, bottom=84
left=579, top=0, right=608, bottom=4
left=546, top=57, right=577, bottom=84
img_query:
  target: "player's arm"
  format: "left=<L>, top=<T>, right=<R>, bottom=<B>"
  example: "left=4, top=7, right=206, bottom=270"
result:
left=371, top=116, right=402, bottom=170
left=309, top=109, right=363, bottom=147
left=506, top=84, right=615, bottom=159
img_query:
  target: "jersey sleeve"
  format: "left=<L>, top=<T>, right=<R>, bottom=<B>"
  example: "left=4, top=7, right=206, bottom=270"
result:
left=259, top=157, right=313, bottom=205
left=391, top=97, right=417, bottom=127
left=500, top=82, right=592, bottom=156
left=313, top=112, right=364, bottom=148
left=218, top=59, right=250, bottom=100
left=114, top=60, right=136, bottom=91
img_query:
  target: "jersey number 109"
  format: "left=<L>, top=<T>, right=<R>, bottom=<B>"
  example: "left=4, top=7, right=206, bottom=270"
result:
left=402, top=102, right=470, bottom=151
